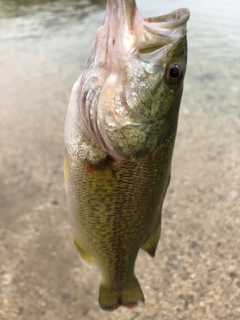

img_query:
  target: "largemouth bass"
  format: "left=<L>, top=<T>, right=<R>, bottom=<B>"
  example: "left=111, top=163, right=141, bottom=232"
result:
left=64, top=0, right=189, bottom=311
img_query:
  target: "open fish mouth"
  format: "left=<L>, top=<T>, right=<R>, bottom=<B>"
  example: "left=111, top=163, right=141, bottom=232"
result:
left=103, top=1, right=190, bottom=49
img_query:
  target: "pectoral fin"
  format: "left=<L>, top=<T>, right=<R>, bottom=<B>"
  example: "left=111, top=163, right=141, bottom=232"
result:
left=141, top=223, right=161, bottom=257
left=63, top=150, right=69, bottom=193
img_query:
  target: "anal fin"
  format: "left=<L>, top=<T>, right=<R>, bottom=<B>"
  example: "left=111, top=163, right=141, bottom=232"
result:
left=74, top=239, right=96, bottom=266
left=141, top=223, right=161, bottom=257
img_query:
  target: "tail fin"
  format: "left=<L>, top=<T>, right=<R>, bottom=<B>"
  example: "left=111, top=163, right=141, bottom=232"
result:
left=99, top=277, right=144, bottom=311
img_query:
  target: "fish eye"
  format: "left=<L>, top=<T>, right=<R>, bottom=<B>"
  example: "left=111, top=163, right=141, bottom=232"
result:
left=167, top=63, right=184, bottom=85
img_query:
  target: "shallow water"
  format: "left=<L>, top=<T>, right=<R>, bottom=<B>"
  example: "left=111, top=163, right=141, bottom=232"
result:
left=1, top=1, right=240, bottom=319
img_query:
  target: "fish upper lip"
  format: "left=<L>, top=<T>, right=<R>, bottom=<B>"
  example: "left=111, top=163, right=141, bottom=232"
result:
left=144, top=8, right=190, bottom=28
left=136, top=9, right=190, bottom=54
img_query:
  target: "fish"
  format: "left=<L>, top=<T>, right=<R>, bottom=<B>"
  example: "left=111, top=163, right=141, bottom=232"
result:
left=64, top=0, right=189, bottom=311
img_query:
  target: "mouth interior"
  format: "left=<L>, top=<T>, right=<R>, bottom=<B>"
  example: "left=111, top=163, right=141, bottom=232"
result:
left=138, top=44, right=166, bottom=54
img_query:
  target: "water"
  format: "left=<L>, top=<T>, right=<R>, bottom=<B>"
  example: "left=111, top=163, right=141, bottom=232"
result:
left=1, top=1, right=240, bottom=319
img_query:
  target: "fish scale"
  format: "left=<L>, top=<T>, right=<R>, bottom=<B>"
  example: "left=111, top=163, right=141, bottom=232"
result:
left=64, top=0, right=189, bottom=311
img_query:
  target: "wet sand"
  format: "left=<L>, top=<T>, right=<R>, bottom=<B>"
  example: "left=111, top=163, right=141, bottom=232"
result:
left=1, top=1, right=240, bottom=319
